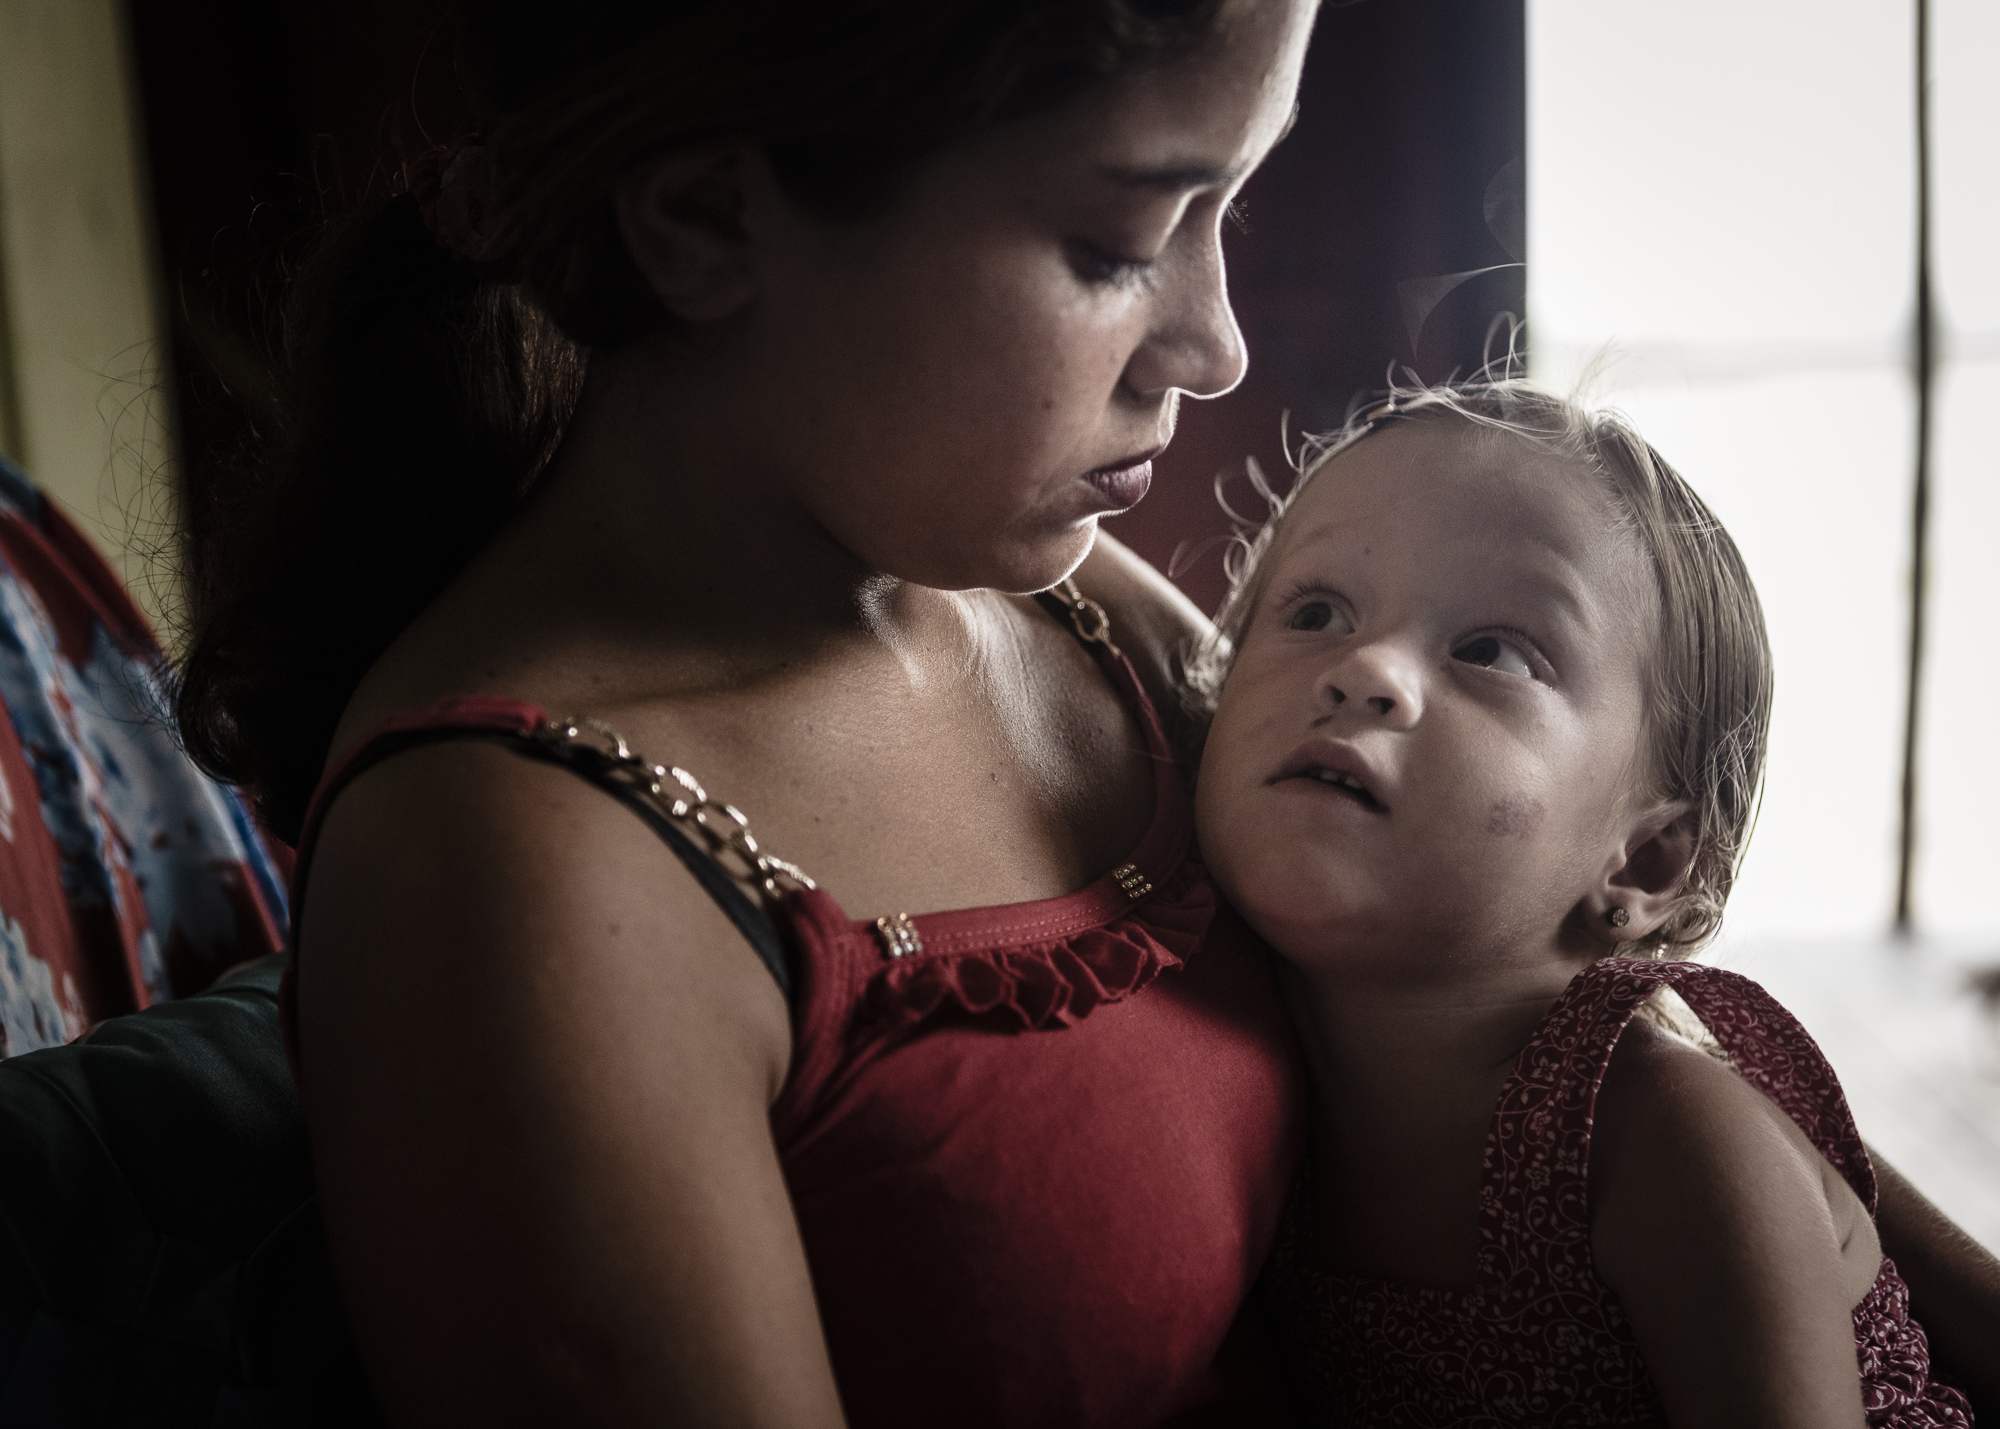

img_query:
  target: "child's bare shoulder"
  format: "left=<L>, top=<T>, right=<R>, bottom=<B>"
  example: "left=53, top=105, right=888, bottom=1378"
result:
left=1594, top=1014, right=1776, bottom=1149
left=1579, top=1008, right=1879, bottom=1425
left=1591, top=1016, right=1830, bottom=1208
left=1587, top=1012, right=1880, bottom=1307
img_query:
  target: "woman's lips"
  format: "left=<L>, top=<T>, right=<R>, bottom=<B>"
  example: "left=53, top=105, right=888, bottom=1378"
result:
left=1083, top=458, right=1154, bottom=510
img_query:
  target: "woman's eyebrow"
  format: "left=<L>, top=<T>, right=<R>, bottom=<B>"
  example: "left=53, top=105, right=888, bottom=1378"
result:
left=1097, top=107, right=1299, bottom=195
left=1097, top=161, right=1240, bottom=192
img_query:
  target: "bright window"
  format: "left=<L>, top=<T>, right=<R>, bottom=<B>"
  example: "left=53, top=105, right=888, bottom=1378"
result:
left=1530, top=0, right=2000, bottom=1250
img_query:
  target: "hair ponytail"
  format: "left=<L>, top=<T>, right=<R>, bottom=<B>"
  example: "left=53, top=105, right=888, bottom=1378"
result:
left=174, top=192, right=583, bottom=842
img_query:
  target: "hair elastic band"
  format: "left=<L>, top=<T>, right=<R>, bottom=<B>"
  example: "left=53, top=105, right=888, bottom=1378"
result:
left=405, top=139, right=516, bottom=280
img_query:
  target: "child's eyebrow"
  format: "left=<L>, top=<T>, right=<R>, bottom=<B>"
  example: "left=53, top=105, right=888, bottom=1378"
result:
left=1508, top=562, right=1609, bottom=640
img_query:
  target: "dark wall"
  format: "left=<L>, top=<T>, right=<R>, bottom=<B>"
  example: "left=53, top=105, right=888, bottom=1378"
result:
left=126, top=0, right=1522, bottom=617
left=126, top=0, right=469, bottom=543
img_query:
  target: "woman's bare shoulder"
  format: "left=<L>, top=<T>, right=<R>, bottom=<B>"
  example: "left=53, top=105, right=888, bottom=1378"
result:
left=294, top=740, right=840, bottom=1424
left=298, top=737, right=793, bottom=1092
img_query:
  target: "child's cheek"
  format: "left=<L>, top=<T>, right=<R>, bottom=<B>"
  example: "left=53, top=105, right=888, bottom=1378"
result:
left=1193, top=747, right=1263, bottom=916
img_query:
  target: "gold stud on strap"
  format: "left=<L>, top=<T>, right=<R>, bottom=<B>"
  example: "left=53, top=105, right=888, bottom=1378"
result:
left=1111, top=863, right=1153, bottom=900
left=875, top=912, right=923, bottom=958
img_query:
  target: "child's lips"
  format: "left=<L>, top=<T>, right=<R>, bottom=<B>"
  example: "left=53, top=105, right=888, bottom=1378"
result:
left=1289, top=768, right=1384, bottom=811
left=1271, top=742, right=1388, bottom=812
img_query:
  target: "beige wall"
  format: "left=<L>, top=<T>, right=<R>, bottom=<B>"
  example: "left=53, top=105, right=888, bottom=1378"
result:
left=0, top=0, right=175, bottom=632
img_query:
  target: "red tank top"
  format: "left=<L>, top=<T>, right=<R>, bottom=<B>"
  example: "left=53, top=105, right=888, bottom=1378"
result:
left=287, top=608, right=1304, bottom=1428
left=1266, top=957, right=1972, bottom=1427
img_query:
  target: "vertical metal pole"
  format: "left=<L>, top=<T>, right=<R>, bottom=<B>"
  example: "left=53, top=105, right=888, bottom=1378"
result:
left=1895, top=0, right=1935, bottom=934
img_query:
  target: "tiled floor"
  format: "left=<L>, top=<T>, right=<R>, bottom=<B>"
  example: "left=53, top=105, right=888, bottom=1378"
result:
left=1715, top=934, right=2000, bottom=1256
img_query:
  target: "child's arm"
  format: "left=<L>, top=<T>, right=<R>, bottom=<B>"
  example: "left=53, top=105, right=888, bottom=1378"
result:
left=1872, top=1154, right=2000, bottom=1418
left=1588, top=1024, right=1873, bottom=1429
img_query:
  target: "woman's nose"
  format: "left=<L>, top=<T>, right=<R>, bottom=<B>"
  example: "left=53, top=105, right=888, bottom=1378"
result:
left=1122, top=228, right=1246, bottom=401
left=1318, top=644, right=1424, bottom=730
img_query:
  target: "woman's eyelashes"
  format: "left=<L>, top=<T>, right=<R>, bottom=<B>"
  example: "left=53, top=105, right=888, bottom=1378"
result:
left=1451, top=633, right=1537, bottom=680
left=1064, top=237, right=1157, bottom=289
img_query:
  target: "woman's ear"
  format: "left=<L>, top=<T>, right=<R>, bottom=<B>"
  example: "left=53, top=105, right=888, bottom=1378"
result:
left=1593, top=801, right=1697, bottom=946
left=612, top=145, right=761, bottom=323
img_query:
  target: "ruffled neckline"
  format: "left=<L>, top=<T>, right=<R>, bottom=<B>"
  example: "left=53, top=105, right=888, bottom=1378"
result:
left=837, top=851, right=1213, bottom=1038
left=791, top=634, right=1214, bottom=1041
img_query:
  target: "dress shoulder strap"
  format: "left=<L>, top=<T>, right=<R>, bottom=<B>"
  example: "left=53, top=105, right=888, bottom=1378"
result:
left=1033, top=578, right=1183, bottom=776
left=1034, top=578, right=1122, bottom=656
left=1643, top=961, right=1873, bottom=1208
left=1479, top=957, right=1873, bottom=1292
left=292, top=696, right=807, bottom=1001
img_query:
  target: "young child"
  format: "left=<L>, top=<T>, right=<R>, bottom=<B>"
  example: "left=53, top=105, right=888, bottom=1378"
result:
left=1190, top=382, right=1972, bottom=1426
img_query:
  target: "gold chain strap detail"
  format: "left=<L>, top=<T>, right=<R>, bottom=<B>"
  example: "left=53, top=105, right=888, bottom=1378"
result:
left=536, top=715, right=817, bottom=903
left=1043, top=577, right=1120, bottom=657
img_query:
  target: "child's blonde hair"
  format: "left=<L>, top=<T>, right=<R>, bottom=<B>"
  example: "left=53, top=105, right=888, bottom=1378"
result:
left=1187, top=378, right=1774, bottom=957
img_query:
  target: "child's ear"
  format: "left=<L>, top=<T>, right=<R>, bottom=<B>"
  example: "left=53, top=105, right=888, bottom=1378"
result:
left=612, top=144, right=761, bottom=323
left=1591, top=801, right=1697, bottom=946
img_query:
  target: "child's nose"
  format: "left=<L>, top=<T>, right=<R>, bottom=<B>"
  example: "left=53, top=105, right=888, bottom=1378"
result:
left=1318, top=646, right=1423, bottom=730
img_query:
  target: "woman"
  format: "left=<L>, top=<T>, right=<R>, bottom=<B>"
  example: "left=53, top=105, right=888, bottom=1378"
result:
left=174, top=2, right=1999, bottom=1425
left=179, top=2, right=1312, bottom=1424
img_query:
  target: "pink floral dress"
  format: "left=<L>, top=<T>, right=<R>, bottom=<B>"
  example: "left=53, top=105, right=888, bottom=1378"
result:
left=1266, top=956, right=1973, bottom=1427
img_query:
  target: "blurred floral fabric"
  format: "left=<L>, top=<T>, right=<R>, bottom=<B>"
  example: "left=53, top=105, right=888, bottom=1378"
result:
left=0, top=456, right=287, bottom=1055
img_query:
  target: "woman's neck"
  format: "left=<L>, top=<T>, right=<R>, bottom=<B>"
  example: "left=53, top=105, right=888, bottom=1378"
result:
left=334, top=338, right=1005, bottom=749
left=519, top=346, right=945, bottom=648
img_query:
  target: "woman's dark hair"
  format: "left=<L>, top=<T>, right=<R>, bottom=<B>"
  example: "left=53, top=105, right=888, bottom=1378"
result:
left=176, top=0, right=1229, bottom=843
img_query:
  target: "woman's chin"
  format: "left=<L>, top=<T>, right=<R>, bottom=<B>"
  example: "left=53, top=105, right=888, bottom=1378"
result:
left=897, top=523, right=1101, bottom=597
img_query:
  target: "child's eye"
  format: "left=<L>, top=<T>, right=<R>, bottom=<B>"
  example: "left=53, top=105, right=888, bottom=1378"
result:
left=1286, top=600, right=1353, bottom=634
left=1452, top=635, right=1535, bottom=679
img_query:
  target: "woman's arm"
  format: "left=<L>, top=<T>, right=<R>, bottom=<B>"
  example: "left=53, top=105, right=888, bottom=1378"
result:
left=1589, top=1027, right=1872, bottom=1429
left=1871, top=1152, right=2000, bottom=1417
left=297, top=742, right=847, bottom=1429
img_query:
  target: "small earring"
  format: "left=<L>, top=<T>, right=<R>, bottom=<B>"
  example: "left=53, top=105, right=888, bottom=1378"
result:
left=1605, top=906, right=1630, bottom=928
